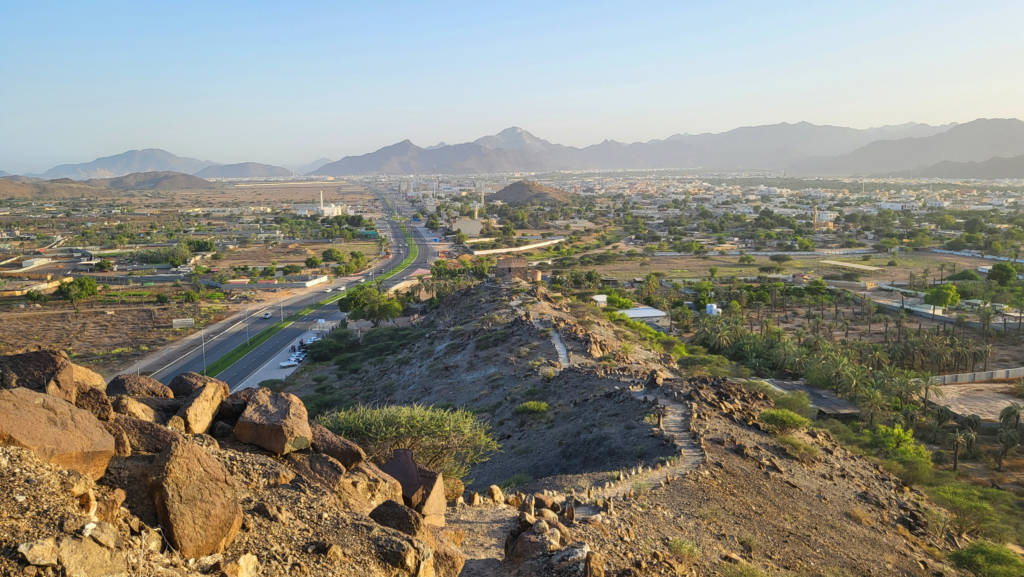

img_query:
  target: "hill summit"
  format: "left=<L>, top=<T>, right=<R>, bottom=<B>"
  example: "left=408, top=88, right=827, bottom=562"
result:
left=492, top=180, right=573, bottom=205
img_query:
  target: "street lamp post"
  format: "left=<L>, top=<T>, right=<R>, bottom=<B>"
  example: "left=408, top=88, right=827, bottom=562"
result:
left=201, top=327, right=207, bottom=374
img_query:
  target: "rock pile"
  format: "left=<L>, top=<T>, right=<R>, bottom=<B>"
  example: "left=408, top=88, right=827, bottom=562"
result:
left=0, top=350, right=463, bottom=577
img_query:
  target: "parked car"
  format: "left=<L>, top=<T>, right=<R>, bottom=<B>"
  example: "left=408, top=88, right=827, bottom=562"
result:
left=279, top=360, right=298, bottom=368
left=261, top=311, right=272, bottom=319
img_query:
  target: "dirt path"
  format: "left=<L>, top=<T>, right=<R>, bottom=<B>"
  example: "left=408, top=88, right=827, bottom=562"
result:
left=449, top=503, right=518, bottom=577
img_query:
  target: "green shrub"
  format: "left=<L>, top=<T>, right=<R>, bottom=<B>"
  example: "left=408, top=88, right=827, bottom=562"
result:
left=759, top=408, right=811, bottom=434
left=949, top=541, right=1024, bottom=577
left=778, top=434, right=820, bottom=463
left=515, top=401, right=549, bottom=415
left=775, top=391, right=816, bottom=419
left=667, top=538, right=699, bottom=565
left=930, top=484, right=1003, bottom=539
left=869, top=424, right=933, bottom=485
left=317, top=404, right=499, bottom=480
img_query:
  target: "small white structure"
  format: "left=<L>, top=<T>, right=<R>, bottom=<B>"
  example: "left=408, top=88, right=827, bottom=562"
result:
left=706, top=303, right=720, bottom=316
left=592, top=294, right=608, bottom=308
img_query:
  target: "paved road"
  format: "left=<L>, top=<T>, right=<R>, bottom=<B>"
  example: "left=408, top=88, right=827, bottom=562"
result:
left=135, top=209, right=436, bottom=388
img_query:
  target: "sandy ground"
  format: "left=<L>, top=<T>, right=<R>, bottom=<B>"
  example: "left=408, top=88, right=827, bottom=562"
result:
left=935, top=383, right=1021, bottom=421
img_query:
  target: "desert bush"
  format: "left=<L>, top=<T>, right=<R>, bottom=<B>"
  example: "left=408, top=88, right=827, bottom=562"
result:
left=778, top=434, right=820, bottom=463
left=949, top=541, right=1024, bottom=577
left=759, top=409, right=811, bottom=434
left=667, top=538, right=699, bottom=565
left=515, top=401, right=549, bottom=415
left=847, top=506, right=871, bottom=525
left=317, top=404, right=499, bottom=480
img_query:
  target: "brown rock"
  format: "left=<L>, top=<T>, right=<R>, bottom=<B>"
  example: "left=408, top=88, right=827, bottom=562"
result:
left=585, top=551, right=605, bottom=577
left=148, top=439, right=242, bottom=559
left=111, top=414, right=182, bottom=453
left=433, top=536, right=466, bottom=577
left=168, top=371, right=223, bottom=398
left=508, top=531, right=560, bottom=563
left=335, top=462, right=403, bottom=515
left=287, top=452, right=347, bottom=491
left=111, top=395, right=157, bottom=422
left=74, top=387, right=113, bottom=421
left=57, top=535, right=127, bottom=576
left=488, top=484, right=504, bottom=504
left=175, top=380, right=229, bottom=434
left=101, top=421, right=132, bottom=457
left=233, top=388, right=312, bottom=455
left=106, top=374, right=173, bottom=399
left=18, top=537, right=58, bottom=567
left=95, top=488, right=126, bottom=524
left=373, top=534, right=420, bottom=574
left=0, top=350, right=78, bottom=403
left=370, top=500, right=427, bottom=539
left=0, top=387, right=114, bottom=480
left=380, top=449, right=447, bottom=526
left=311, top=424, right=366, bottom=468
left=72, top=363, right=107, bottom=393
left=220, top=553, right=260, bottom=577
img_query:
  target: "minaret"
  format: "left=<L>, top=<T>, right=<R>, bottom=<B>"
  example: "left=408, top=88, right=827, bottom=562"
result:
left=320, top=190, right=324, bottom=213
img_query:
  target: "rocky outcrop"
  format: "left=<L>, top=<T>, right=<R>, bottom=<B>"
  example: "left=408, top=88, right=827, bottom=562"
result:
left=175, top=380, right=230, bottom=434
left=0, top=387, right=114, bottom=480
left=0, top=350, right=78, bottom=403
left=111, top=395, right=157, bottom=422
left=148, top=439, right=243, bottom=559
left=216, top=387, right=256, bottom=427
left=311, top=424, right=366, bottom=468
left=106, top=374, right=174, bottom=399
left=169, top=371, right=224, bottom=398
left=233, top=388, right=312, bottom=455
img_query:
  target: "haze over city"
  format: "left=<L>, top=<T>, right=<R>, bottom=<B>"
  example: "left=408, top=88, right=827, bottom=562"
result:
left=2, top=0, right=1023, bottom=173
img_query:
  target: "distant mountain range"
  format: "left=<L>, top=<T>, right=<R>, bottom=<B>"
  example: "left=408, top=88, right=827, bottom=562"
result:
left=195, top=162, right=292, bottom=179
left=311, top=123, right=969, bottom=176
left=0, top=171, right=212, bottom=198
left=21, top=118, right=1024, bottom=180
left=42, top=149, right=213, bottom=180
left=886, top=154, right=1024, bottom=179
left=40, top=149, right=289, bottom=180
left=0, top=170, right=8, bottom=177
left=89, top=171, right=212, bottom=191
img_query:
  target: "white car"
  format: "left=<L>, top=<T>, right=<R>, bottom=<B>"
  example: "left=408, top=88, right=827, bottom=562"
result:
left=261, top=312, right=272, bottom=319
left=279, top=360, right=298, bottom=368
left=324, top=288, right=332, bottom=293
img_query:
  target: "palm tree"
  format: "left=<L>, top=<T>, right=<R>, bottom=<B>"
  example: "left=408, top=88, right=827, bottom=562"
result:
left=996, top=427, right=1019, bottom=472
left=948, top=429, right=967, bottom=471
left=999, top=402, right=1022, bottom=431
left=938, top=263, right=946, bottom=284
left=919, top=379, right=944, bottom=417
left=859, top=388, right=887, bottom=427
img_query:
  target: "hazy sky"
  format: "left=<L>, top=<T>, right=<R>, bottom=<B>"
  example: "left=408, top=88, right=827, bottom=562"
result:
left=2, top=0, right=1022, bottom=173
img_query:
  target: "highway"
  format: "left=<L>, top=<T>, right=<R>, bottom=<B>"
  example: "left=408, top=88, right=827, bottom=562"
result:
left=131, top=198, right=437, bottom=388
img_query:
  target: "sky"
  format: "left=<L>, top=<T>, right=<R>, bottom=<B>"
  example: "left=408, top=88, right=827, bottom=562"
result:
left=1, top=0, right=1023, bottom=173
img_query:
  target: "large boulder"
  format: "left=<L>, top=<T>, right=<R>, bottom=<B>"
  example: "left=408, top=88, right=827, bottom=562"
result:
left=311, top=424, right=366, bottom=468
left=110, top=414, right=182, bottom=454
left=233, top=388, right=312, bottom=455
left=0, top=350, right=78, bottom=403
left=175, top=380, right=229, bottom=434
left=112, top=395, right=157, bottom=422
left=380, top=449, right=448, bottom=527
left=169, top=372, right=224, bottom=398
left=370, top=500, right=427, bottom=540
left=0, top=387, right=115, bottom=480
left=148, top=440, right=242, bottom=559
left=107, top=374, right=174, bottom=399
left=71, top=363, right=107, bottom=393
left=74, top=387, right=114, bottom=421
left=287, top=452, right=348, bottom=491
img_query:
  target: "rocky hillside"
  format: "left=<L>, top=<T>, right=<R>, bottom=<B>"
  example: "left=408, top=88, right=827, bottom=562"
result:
left=0, top=350, right=465, bottom=577
left=492, top=181, right=574, bottom=206
left=286, top=281, right=970, bottom=576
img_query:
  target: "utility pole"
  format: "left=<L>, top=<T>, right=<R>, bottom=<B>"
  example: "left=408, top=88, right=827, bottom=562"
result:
left=201, top=327, right=207, bottom=374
